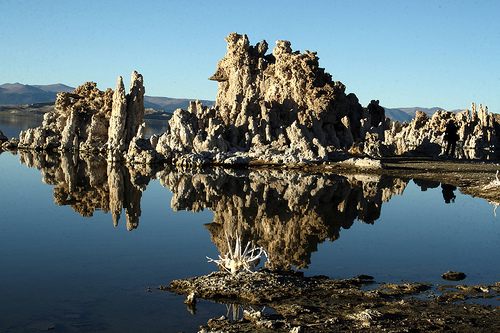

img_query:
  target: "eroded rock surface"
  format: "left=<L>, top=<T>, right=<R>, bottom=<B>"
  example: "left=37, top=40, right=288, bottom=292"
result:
left=156, top=33, right=386, bottom=166
left=18, top=71, right=146, bottom=162
left=167, top=271, right=500, bottom=333
left=382, top=103, right=499, bottom=158
left=13, top=33, right=499, bottom=165
left=155, top=33, right=498, bottom=165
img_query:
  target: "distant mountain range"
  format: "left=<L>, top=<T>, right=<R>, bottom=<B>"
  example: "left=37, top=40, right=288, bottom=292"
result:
left=384, top=107, right=465, bottom=122
left=1, top=83, right=463, bottom=121
left=0, top=83, right=214, bottom=113
left=0, top=83, right=74, bottom=105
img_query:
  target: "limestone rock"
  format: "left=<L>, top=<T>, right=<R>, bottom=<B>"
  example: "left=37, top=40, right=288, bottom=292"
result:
left=125, top=71, right=145, bottom=145
left=156, top=33, right=373, bottom=165
left=338, top=157, right=383, bottom=169
left=154, top=34, right=498, bottom=163
left=18, top=71, right=150, bottom=163
left=383, top=103, right=499, bottom=158
left=125, top=124, right=161, bottom=165
left=107, top=76, right=128, bottom=161
left=441, top=271, right=466, bottom=281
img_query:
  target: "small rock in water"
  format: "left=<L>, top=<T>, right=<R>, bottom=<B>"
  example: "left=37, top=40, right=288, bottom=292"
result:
left=357, top=274, right=374, bottom=281
left=184, top=291, right=196, bottom=305
left=442, top=271, right=466, bottom=281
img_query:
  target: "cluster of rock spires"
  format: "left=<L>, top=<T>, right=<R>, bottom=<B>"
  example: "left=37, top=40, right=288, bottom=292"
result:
left=16, top=71, right=148, bottom=163
left=156, top=33, right=376, bottom=166
left=367, top=102, right=499, bottom=159
left=3, top=33, right=499, bottom=165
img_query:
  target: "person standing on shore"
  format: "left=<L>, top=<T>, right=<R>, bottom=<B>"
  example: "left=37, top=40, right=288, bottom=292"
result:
left=444, top=120, right=459, bottom=157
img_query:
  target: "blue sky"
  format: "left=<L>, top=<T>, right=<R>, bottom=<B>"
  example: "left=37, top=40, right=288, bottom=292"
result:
left=1, top=0, right=499, bottom=112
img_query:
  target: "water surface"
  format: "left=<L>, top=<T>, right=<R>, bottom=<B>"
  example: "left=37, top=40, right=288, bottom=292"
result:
left=0, top=118, right=499, bottom=332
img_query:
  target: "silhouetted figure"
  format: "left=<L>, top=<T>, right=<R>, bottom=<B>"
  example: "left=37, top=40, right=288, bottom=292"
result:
left=441, top=183, right=456, bottom=203
left=367, top=100, right=385, bottom=127
left=444, top=120, right=459, bottom=157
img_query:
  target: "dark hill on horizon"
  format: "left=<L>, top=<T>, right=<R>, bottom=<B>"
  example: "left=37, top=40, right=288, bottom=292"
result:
left=0, top=83, right=61, bottom=105
left=384, top=106, right=465, bottom=122
left=1, top=83, right=466, bottom=120
left=0, top=83, right=214, bottom=113
left=32, top=84, right=74, bottom=93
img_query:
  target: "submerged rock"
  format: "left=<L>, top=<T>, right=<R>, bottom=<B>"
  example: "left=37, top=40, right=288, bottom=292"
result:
left=167, top=270, right=500, bottom=332
left=442, top=271, right=467, bottom=281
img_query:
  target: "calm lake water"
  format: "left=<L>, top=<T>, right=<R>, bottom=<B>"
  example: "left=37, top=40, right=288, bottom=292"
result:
left=0, top=116, right=499, bottom=332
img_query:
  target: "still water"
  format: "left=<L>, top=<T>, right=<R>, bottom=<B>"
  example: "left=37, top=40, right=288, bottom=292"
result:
left=0, top=119, right=499, bottom=332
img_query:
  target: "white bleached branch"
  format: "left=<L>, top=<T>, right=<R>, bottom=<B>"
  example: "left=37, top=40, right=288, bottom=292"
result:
left=207, top=232, right=269, bottom=274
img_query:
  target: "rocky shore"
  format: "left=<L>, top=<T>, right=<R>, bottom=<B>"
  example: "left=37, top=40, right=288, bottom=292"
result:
left=1, top=32, right=499, bottom=331
left=4, top=151, right=500, bottom=332
left=167, top=270, right=500, bottom=332
left=0, top=32, right=497, bottom=170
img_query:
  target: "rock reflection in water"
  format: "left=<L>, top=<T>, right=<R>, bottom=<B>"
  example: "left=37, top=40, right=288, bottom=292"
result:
left=18, top=150, right=151, bottom=230
left=158, top=169, right=409, bottom=270
left=17, top=151, right=418, bottom=270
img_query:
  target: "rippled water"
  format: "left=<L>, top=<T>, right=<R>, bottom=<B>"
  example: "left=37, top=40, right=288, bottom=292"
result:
left=0, top=117, right=499, bottom=332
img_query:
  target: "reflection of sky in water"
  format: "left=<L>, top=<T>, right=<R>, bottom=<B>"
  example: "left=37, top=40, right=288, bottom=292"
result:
left=0, top=153, right=220, bottom=332
left=0, top=113, right=168, bottom=139
left=0, top=149, right=499, bottom=331
left=0, top=113, right=44, bottom=138
left=309, top=181, right=499, bottom=284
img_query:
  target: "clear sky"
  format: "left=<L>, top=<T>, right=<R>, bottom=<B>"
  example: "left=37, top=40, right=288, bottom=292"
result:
left=1, top=0, right=499, bottom=112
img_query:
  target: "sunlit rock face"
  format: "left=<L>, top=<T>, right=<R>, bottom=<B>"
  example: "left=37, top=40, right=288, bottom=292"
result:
left=382, top=103, right=499, bottom=158
left=18, top=150, right=151, bottom=230
left=18, top=71, right=145, bottom=161
left=158, top=168, right=408, bottom=270
left=157, top=33, right=385, bottom=166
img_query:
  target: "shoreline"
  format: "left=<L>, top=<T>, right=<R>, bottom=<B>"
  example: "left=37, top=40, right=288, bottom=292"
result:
left=167, top=270, right=500, bottom=332
left=2, top=147, right=499, bottom=204
left=1, top=148, right=499, bottom=331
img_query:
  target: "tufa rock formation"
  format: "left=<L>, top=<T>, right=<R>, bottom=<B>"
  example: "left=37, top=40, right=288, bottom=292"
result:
left=14, top=33, right=499, bottom=165
left=156, top=32, right=381, bottom=166
left=18, top=71, right=145, bottom=161
left=156, top=33, right=499, bottom=164
left=381, top=103, right=499, bottom=159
